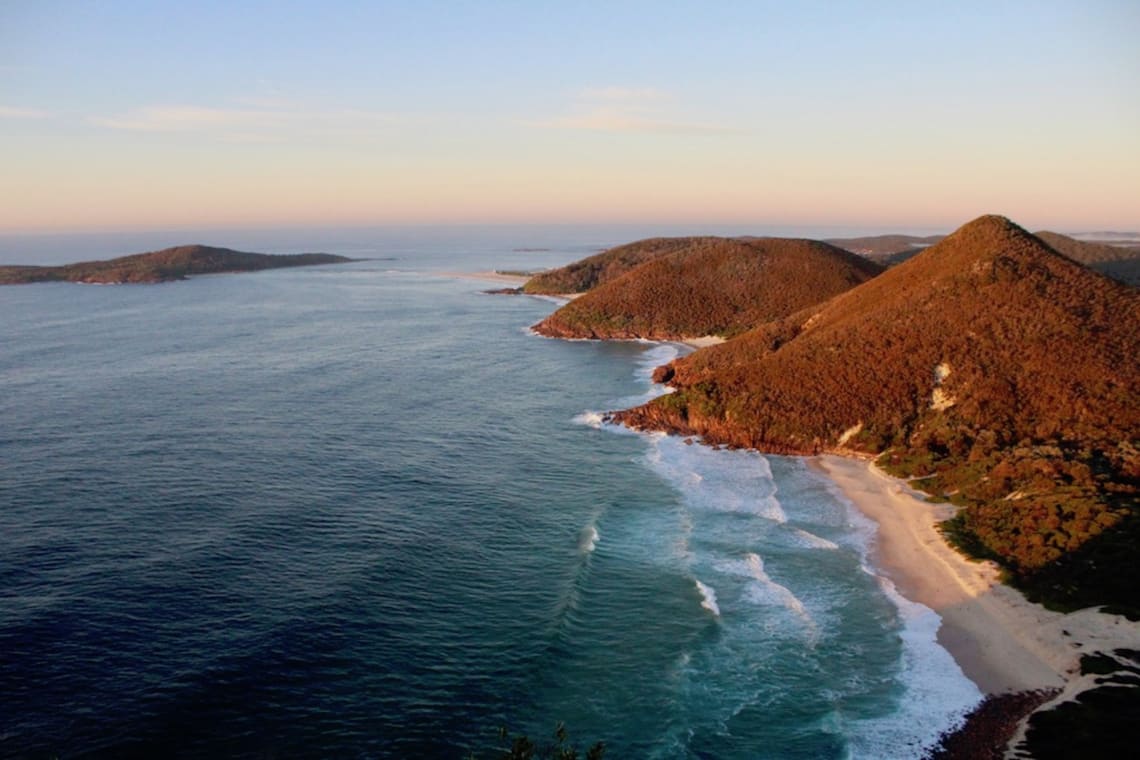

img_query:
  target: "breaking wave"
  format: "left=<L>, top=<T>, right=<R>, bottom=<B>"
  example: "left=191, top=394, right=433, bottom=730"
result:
left=572, top=411, right=605, bottom=429
left=578, top=524, right=599, bottom=553
left=694, top=580, right=720, bottom=617
left=784, top=526, right=840, bottom=551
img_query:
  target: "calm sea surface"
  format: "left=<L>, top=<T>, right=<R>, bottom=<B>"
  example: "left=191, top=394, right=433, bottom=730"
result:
left=0, top=228, right=978, bottom=758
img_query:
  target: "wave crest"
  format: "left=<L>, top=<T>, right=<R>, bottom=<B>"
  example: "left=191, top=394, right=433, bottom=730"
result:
left=578, top=525, right=599, bottom=553
left=694, top=580, right=720, bottom=616
left=572, top=411, right=605, bottom=429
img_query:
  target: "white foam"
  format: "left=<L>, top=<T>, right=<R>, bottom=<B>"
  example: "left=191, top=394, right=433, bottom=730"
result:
left=803, top=463, right=984, bottom=757
left=694, top=580, right=720, bottom=616
left=597, top=342, right=684, bottom=411
left=645, top=436, right=787, bottom=523
left=785, top=527, right=840, bottom=551
left=578, top=525, right=599, bottom=553
left=589, top=344, right=979, bottom=755
left=844, top=576, right=982, bottom=758
left=523, top=324, right=595, bottom=340
left=715, top=553, right=817, bottom=635
left=633, top=342, right=681, bottom=383
left=572, top=411, right=606, bottom=429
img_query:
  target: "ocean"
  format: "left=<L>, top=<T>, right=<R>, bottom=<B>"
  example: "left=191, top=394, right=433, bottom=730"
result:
left=0, top=227, right=979, bottom=758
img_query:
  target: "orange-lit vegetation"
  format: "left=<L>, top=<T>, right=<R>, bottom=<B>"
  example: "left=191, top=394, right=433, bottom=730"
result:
left=0, top=245, right=351, bottom=284
left=826, top=230, right=1140, bottom=286
left=1034, top=231, right=1140, bottom=286
left=532, top=237, right=881, bottom=340
left=522, top=237, right=703, bottom=294
left=611, top=216, right=1139, bottom=611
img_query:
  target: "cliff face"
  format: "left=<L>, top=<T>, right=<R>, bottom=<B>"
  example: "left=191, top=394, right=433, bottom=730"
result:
left=613, top=216, right=1140, bottom=611
left=0, top=245, right=353, bottom=284
left=532, top=237, right=882, bottom=341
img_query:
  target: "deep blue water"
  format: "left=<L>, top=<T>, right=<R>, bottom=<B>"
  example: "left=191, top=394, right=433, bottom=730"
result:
left=0, top=232, right=979, bottom=758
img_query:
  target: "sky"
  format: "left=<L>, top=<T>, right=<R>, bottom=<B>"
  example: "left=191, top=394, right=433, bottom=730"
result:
left=1, top=0, right=1138, bottom=233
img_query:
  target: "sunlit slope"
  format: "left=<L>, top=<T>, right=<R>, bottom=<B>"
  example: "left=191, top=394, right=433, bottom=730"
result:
left=533, top=237, right=882, bottom=340
left=615, top=215, right=1140, bottom=609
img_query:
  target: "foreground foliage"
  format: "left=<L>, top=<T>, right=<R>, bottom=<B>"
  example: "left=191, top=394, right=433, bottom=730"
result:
left=1016, top=650, right=1140, bottom=758
left=467, top=724, right=605, bottom=760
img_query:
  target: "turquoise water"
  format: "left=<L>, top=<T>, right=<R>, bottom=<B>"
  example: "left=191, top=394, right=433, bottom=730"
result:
left=0, top=232, right=979, bottom=758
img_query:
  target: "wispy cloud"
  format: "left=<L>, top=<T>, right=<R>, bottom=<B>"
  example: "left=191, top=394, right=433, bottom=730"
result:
left=528, top=86, right=739, bottom=135
left=0, top=105, right=51, bottom=119
left=89, top=102, right=396, bottom=139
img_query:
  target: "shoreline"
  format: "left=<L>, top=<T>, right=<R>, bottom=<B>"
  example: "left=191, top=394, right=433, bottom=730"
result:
left=449, top=271, right=724, bottom=347
left=442, top=270, right=588, bottom=301
left=440, top=270, right=531, bottom=285
left=812, top=454, right=1140, bottom=741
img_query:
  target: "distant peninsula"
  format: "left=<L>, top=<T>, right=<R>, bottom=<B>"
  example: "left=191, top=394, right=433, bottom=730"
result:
left=0, top=244, right=354, bottom=285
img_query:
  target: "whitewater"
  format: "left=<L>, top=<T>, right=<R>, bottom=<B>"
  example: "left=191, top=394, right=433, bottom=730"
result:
left=0, top=227, right=980, bottom=758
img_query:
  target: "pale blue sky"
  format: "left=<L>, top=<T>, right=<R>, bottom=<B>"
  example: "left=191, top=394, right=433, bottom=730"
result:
left=1, top=1, right=1137, bottom=231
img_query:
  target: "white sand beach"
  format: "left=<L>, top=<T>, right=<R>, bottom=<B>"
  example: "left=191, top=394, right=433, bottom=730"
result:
left=442, top=270, right=531, bottom=285
left=815, top=454, right=1140, bottom=697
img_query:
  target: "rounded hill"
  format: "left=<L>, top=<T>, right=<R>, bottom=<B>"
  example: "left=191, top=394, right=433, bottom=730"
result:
left=615, top=215, right=1140, bottom=609
left=522, top=237, right=713, bottom=295
left=532, top=237, right=882, bottom=341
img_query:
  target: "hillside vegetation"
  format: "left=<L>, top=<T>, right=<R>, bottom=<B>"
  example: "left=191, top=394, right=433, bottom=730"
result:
left=613, top=216, right=1140, bottom=611
left=532, top=237, right=881, bottom=340
left=521, top=237, right=709, bottom=294
left=0, top=245, right=352, bottom=284
left=826, top=230, right=1140, bottom=285
left=1035, top=231, right=1140, bottom=286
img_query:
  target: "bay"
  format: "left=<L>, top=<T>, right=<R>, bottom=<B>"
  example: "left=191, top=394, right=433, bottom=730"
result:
left=0, top=231, right=978, bottom=758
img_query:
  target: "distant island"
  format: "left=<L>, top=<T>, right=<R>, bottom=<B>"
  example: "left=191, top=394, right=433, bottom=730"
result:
left=0, top=244, right=354, bottom=285
left=518, top=215, right=1140, bottom=757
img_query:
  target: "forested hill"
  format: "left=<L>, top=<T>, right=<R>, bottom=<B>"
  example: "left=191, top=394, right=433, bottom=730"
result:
left=1034, top=231, right=1140, bottom=286
left=825, top=229, right=1140, bottom=286
left=522, top=236, right=709, bottom=295
left=0, top=245, right=353, bottom=284
left=532, top=237, right=882, bottom=341
left=613, top=215, right=1140, bottom=612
